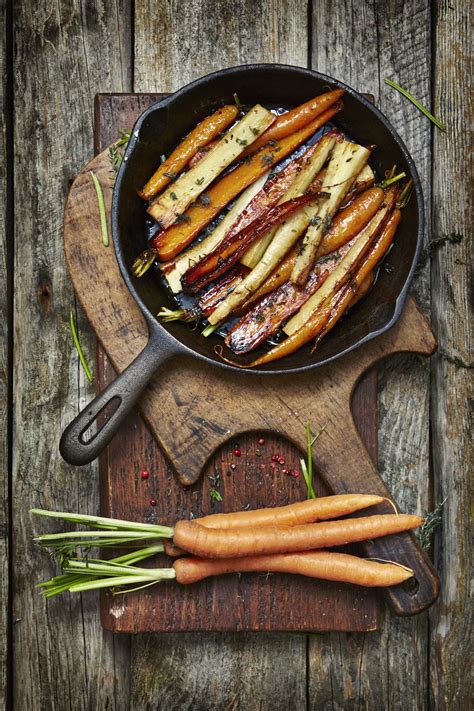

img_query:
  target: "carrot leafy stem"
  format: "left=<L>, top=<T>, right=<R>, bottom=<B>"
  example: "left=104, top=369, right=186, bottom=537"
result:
left=90, top=171, right=109, bottom=246
left=69, top=310, right=93, bottom=382
left=157, top=306, right=197, bottom=323
left=384, top=79, right=446, bottom=131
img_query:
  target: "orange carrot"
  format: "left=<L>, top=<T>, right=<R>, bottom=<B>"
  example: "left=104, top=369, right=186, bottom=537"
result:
left=312, top=209, right=401, bottom=350
left=173, top=550, right=413, bottom=586
left=317, top=187, right=385, bottom=257
left=198, top=494, right=385, bottom=528
left=138, top=105, right=239, bottom=201
left=173, top=514, right=423, bottom=558
left=239, top=89, right=345, bottom=158
left=154, top=102, right=343, bottom=261
left=165, top=494, right=385, bottom=557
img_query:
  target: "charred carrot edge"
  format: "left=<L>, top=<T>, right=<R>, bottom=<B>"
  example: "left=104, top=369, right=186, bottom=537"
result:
left=154, top=102, right=344, bottom=261
left=183, top=194, right=316, bottom=293
left=138, top=105, right=239, bottom=201
left=311, top=209, right=401, bottom=351
left=173, top=514, right=423, bottom=558
left=238, top=89, right=345, bottom=158
left=235, top=205, right=400, bottom=368
left=173, top=550, right=413, bottom=586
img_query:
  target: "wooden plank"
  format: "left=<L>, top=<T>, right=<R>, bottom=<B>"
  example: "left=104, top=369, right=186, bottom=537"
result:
left=1, top=0, right=10, bottom=704
left=308, top=1, right=433, bottom=707
left=132, top=0, right=309, bottom=705
left=11, top=2, right=132, bottom=709
left=429, top=2, right=472, bottom=708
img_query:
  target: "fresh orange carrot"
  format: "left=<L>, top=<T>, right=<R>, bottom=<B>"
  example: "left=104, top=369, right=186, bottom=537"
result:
left=317, top=187, right=384, bottom=257
left=164, top=494, right=385, bottom=557
left=164, top=540, right=186, bottom=557
left=173, top=514, right=423, bottom=558
left=238, top=89, right=345, bottom=158
left=138, top=105, right=239, bottom=201
left=154, top=102, right=343, bottom=261
left=198, top=494, right=385, bottom=528
left=173, top=550, right=413, bottom=586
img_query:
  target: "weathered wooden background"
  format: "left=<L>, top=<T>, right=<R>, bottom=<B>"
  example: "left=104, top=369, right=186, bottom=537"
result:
left=1, top=1, right=471, bottom=708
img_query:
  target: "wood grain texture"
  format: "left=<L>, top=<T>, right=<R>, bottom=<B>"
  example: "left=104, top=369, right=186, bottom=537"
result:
left=11, top=2, right=132, bottom=709
left=65, top=130, right=440, bottom=624
left=308, top=1, right=434, bottom=708
left=429, top=1, right=472, bottom=708
left=0, top=0, right=10, bottom=704
left=131, top=1, right=310, bottom=702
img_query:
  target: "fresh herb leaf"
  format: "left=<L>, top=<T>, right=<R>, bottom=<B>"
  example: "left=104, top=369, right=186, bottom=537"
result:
left=261, top=153, right=274, bottom=166
left=164, top=171, right=177, bottom=180
left=170, top=191, right=178, bottom=201
left=250, top=127, right=260, bottom=136
left=236, top=138, right=248, bottom=146
left=419, top=498, right=447, bottom=550
left=199, top=193, right=211, bottom=206
left=384, top=78, right=446, bottom=131
left=174, top=212, right=191, bottom=224
left=210, top=488, right=223, bottom=503
left=195, top=177, right=205, bottom=186
left=90, top=171, right=109, bottom=246
left=69, top=310, right=93, bottom=382
left=310, top=215, right=322, bottom=227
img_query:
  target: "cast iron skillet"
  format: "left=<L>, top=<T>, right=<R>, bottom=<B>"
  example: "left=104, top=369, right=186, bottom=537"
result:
left=60, top=64, right=423, bottom=466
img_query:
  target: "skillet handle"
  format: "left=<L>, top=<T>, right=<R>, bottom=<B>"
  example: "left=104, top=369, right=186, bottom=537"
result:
left=60, top=334, right=172, bottom=466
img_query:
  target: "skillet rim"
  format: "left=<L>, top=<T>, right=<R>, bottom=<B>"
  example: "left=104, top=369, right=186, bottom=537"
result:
left=112, top=62, right=424, bottom=375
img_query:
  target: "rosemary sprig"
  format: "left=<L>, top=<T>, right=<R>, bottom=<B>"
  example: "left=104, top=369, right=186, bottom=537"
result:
left=157, top=306, right=197, bottom=323
left=384, top=79, right=446, bottom=131
left=418, top=498, right=446, bottom=550
left=69, top=310, right=93, bottom=382
left=90, top=171, right=109, bottom=246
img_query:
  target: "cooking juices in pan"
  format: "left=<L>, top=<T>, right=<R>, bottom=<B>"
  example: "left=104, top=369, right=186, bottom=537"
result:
left=133, top=90, right=408, bottom=367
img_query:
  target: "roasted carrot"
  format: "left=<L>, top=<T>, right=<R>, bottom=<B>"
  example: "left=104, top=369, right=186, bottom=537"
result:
left=138, top=105, right=239, bottom=201
left=317, top=187, right=384, bottom=257
left=182, top=194, right=316, bottom=293
left=173, top=514, right=423, bottom=558
left=198, top=265, right=250, bottom=317
left=239, top=207, right=401, bottom=367
left=173, top=550, right=413, bottom=586
left=312, top=209, right=401, bottom=350
left=153, top=101, right=343, bottom=261
left=238, top=89, right=345, bottom=158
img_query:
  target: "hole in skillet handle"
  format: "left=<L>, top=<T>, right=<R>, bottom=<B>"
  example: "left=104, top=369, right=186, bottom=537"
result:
left=79, top=396, right=121, bottom=445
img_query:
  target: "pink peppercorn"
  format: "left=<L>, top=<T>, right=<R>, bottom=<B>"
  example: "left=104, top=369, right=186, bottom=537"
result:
left=258, top=438, right=265, bottom=446
left=149, top=498, right=157, bottom=506
left=290, top=469, right=300, bottom=478
left=140, top=470, right=150, bottom=480
left=233, top=448, right=241, bottom=457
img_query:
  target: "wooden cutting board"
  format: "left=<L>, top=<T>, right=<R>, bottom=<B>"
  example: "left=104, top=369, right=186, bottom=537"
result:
left=62, top=93, right=437, bottom=632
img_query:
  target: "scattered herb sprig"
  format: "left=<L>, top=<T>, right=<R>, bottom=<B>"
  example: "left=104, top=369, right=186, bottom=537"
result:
left=384, top=79, right=446, bottom=131
left=89, top=171, right=109, bottom=246
left=69, top=310, right=93, bottom=382
left=300, top=422, right=326, bottom=499
left=419, top=498, right=446, bottom=550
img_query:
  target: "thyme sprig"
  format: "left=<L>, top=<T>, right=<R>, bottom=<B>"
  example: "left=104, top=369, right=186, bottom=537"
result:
left=69, top=310, right=93, bottom=382
left=384, top=79, right=446, bottom=131
left=108, top=129, right=131, bottom=177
